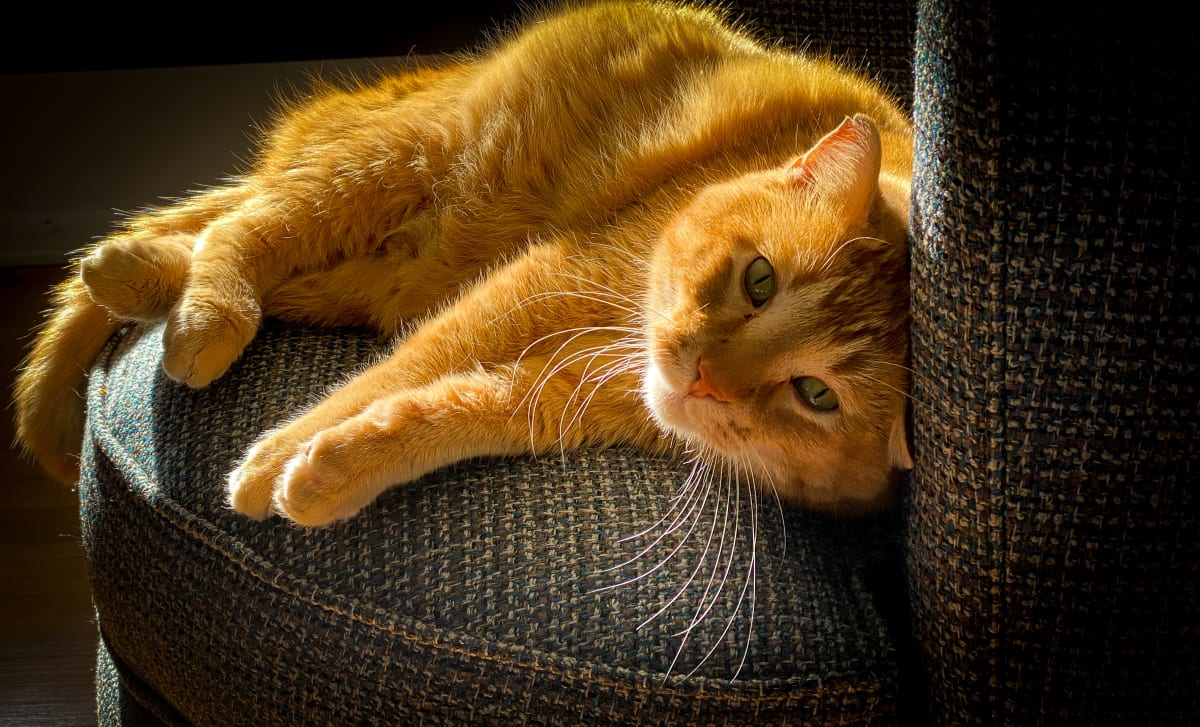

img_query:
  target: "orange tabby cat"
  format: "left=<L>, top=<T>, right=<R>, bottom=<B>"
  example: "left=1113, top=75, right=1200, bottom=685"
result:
left=13, top=0, right=913, bottom=527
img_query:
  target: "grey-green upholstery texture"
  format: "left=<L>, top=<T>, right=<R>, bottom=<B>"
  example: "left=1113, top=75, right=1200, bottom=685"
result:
left=85, top=321, right=908, bottom=725
left=77, top=0, right=1199, bottom=725
left=907, top=2, right=1198, bottom=724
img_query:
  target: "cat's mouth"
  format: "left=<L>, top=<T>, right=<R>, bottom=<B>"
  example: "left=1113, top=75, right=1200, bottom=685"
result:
left=642, top=359, right=805, bottom=501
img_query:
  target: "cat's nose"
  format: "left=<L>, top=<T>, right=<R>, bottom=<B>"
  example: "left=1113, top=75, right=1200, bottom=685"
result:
left=687, top=360, right=734, bottom=403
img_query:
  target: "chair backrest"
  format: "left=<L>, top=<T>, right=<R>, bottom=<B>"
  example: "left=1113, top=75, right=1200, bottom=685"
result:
left=908, top=1, right=1199, bottom=723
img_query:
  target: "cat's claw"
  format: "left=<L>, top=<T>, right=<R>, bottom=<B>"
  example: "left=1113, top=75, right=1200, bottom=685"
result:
left=162, top=296, right=260, bottom=388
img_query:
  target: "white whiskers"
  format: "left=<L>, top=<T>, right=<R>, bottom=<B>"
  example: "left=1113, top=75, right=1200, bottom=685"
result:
left=593, top=446, right=775, bottom=683
left=818, top=234, right=892, bottom=274
left=498, top=259, right=775, bottom=683
left=860, top=359, right=936, bottom=415
left=512, top=325, right=646, bottom=457
left=498, top=261, right=652, bottom=457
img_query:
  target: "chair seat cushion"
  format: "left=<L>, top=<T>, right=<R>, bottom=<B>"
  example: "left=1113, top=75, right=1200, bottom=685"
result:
left=81, top=321, right=909, bottom=725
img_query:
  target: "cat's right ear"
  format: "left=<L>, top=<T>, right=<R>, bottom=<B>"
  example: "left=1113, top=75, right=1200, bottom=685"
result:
left=785, top=114, right=883, bottom=227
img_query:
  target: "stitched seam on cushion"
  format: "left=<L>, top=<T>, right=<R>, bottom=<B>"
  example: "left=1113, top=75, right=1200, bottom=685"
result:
left=86, top=335, right=889, bottom=709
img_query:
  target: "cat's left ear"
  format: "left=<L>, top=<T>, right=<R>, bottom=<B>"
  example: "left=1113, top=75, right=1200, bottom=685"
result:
left=888, top=407, right=913, bottom=471
left=786, top=114, right=882, bottom=227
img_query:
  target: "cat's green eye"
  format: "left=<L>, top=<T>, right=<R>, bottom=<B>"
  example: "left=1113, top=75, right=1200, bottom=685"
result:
left=794, top=376, right=839, bottom=411
left=744, top=256, right=776, bottom=307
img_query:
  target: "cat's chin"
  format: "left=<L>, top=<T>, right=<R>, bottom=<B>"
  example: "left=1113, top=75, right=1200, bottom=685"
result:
left=641, top=363, right=686, bottom=430
left=641, top=362, right=698, bottom=432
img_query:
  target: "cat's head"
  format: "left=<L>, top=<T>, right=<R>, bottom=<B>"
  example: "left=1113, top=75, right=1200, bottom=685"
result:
left=643, top=114, right=912, bottom=512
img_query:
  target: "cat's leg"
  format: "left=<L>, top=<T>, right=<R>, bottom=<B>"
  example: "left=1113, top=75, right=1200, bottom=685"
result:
left=158, top=208, right=280, bottom=387
left=234, top=351, right=655, bottom=527
left=75, top=184, right=254, bottom=323
left=227, top=356, right=417, bottom=522
left=281, top=357, right=660, bottom=525
left=160, top=178, right=431, bottom=386
left=78, top=219, right=261, bottom=386
left=268, top=367, right=568, bottom=525
left=228, top=239, right=659, bottom=525
left=72, top=203, right=429, bottom=389
left=159, top=82, right=449, bottom=386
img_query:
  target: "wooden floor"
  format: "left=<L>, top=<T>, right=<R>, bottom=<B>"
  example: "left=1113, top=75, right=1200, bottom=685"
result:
left=1, top=265, right=97, bottom=726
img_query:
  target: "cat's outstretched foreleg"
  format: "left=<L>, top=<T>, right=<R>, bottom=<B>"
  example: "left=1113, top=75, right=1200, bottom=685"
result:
left=227, top=239, right=659, bottom=526
left=226, top=359, right=419, bottom=523
left=232, top=352, right=655, bottom=527
left=260, top=369, right=546, bottom=525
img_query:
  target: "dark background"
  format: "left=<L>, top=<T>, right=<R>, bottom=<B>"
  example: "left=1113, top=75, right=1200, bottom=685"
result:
left=1, top=2, right=531, bottom=74
left=3, top=6, right=543, bottom=723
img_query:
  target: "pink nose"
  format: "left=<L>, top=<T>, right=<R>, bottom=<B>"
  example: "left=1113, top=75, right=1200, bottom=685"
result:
left=687, top=360, right=734, bottom=403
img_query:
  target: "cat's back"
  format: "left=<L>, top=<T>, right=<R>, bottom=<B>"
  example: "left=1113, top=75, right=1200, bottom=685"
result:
left=490, top=1, right=752, bottom=76
left=461, top=1, right=906, bottom=174
left=458, top=1, right=760, bottom=140
left=401, top=1, right=910, bottom=244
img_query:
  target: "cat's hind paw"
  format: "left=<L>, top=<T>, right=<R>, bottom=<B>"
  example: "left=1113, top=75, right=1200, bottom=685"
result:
left=80, top=233, right=193, bottom=321
left=162, top=294, right=260, bottom=388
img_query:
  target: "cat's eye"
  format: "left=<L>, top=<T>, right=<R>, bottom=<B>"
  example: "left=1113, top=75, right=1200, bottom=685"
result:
left=794, top=376, right=839, bottom=411
left=744, top=256, right=776, bottom=307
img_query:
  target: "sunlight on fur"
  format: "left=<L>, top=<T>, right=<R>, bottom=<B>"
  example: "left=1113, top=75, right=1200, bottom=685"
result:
left=12, top=0, right=913, bottom=680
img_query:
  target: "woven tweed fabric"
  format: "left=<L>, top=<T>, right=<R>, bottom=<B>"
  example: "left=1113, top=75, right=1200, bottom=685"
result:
left=83, top=322, right=908, bottom=726
left=909, top=1, right=1200, bottom=724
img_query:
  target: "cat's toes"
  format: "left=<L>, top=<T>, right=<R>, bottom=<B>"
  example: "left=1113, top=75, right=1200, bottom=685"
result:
left=80, top=234, right=191, bottom=320
left=226, top=441, right=280, bottom=521
left=162, top=295, right=260, bottom=387
left=273, top=433, right=370, bottom=527
left=273, top=458, right=343, bottom=527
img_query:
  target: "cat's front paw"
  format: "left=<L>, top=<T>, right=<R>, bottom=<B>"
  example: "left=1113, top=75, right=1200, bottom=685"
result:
left=228, top=428, right=377, bottom=527
left=273, top=433, right=375, bottom=526
left=163, top=294, right=260, bottom=387
left=227, top=435, right=290, bottom=521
